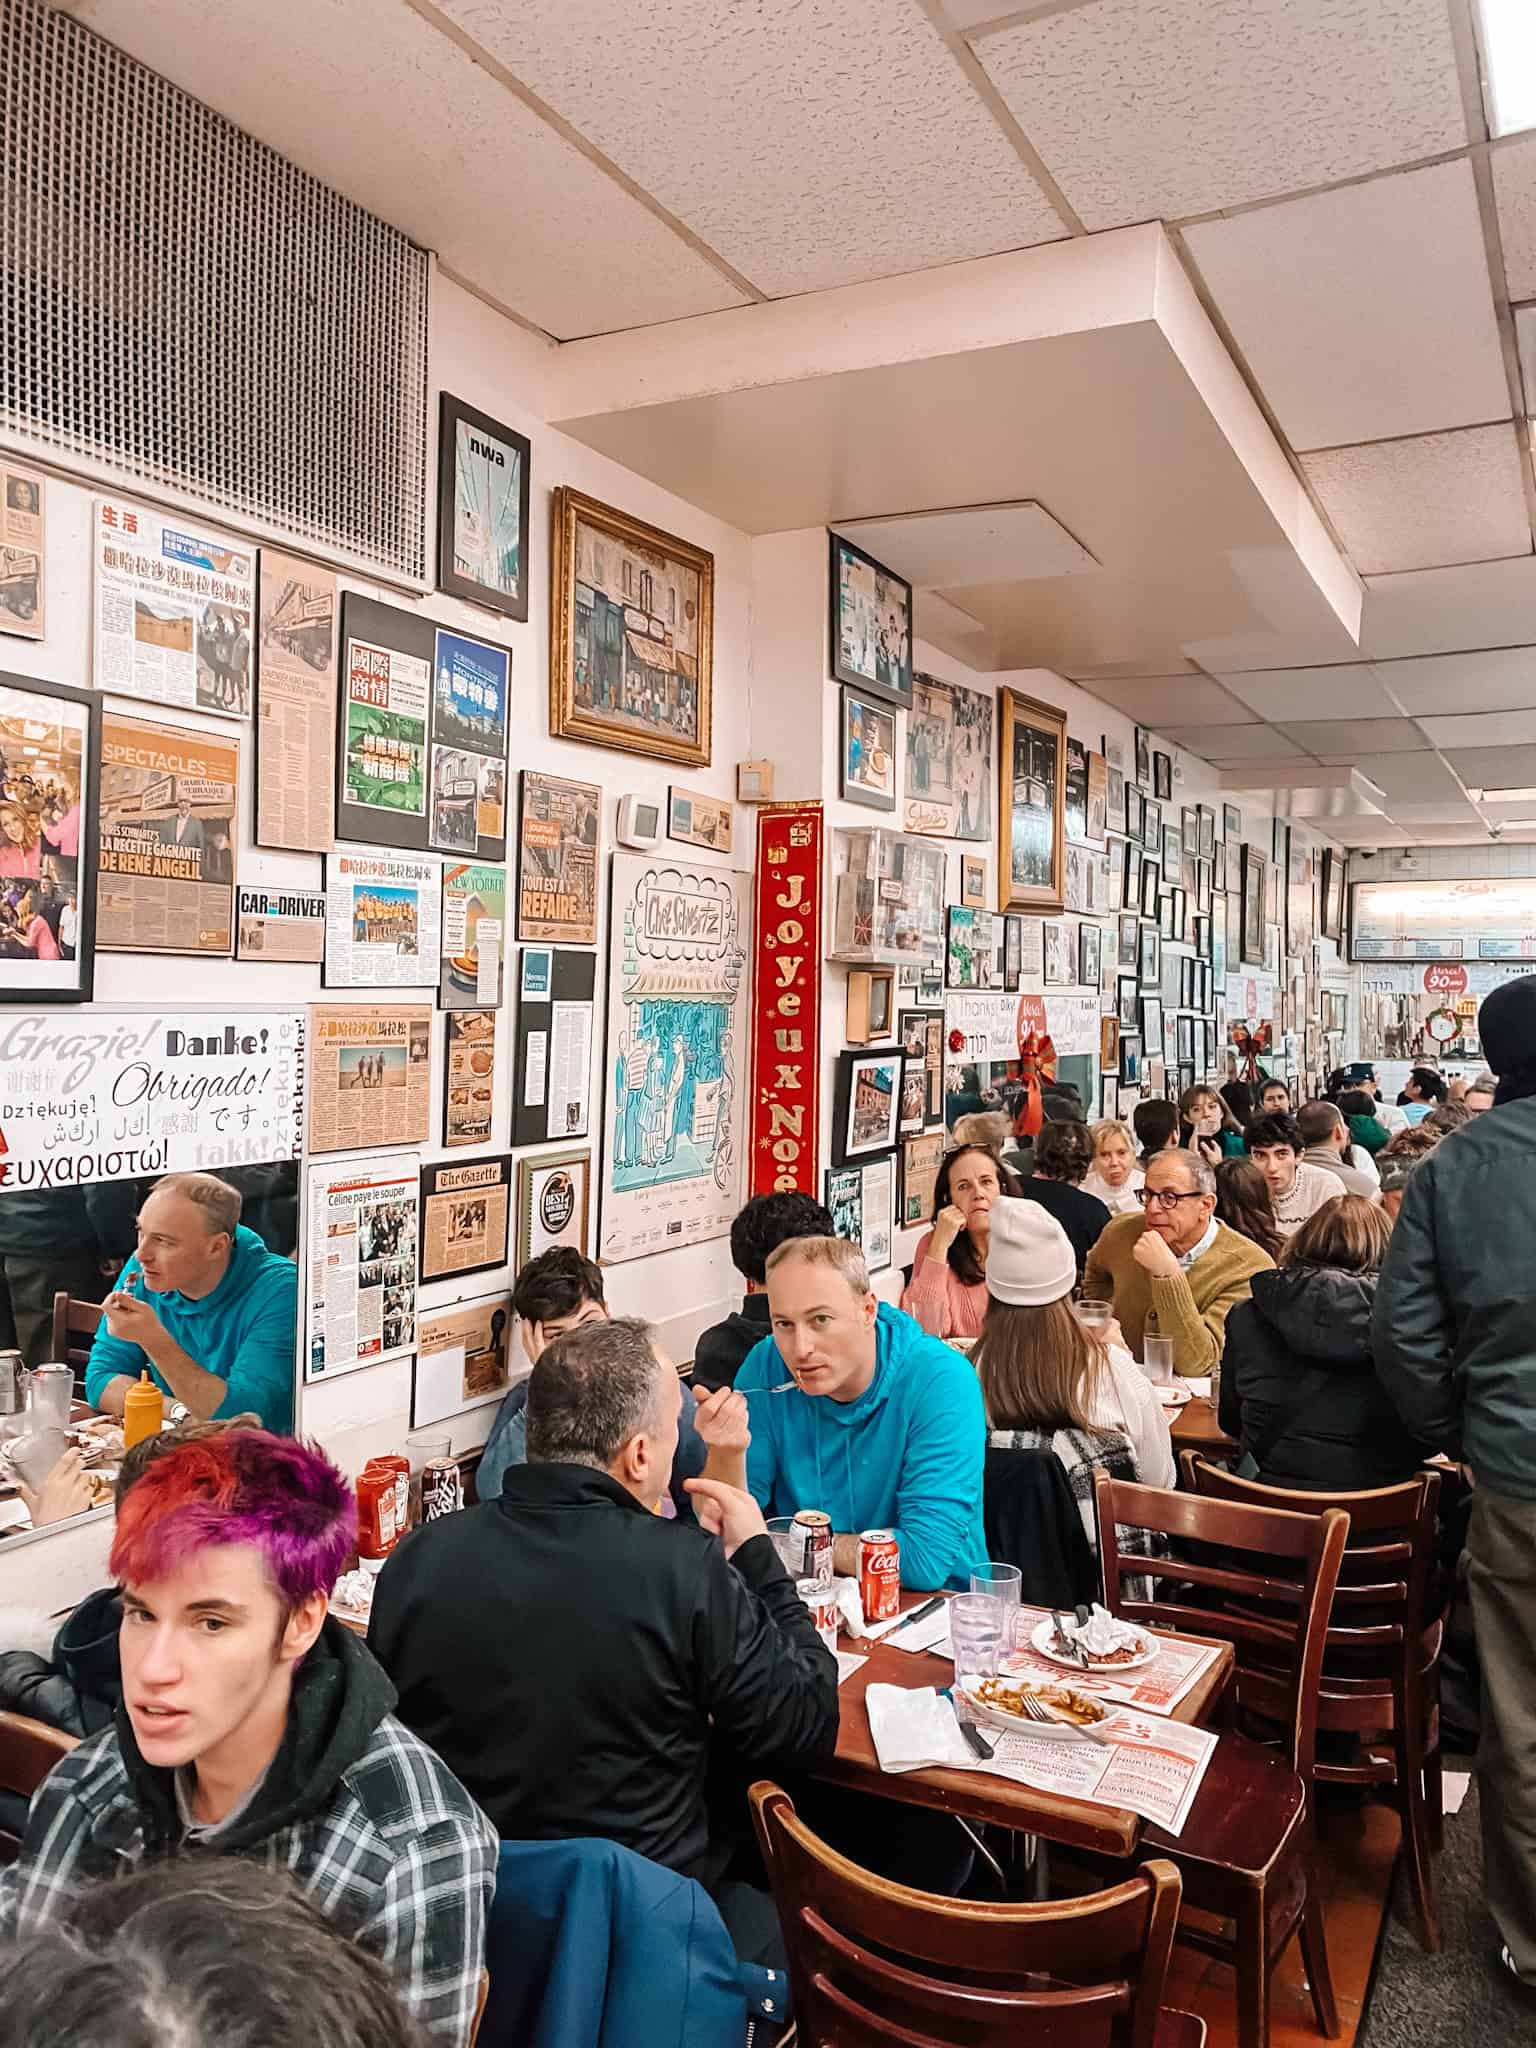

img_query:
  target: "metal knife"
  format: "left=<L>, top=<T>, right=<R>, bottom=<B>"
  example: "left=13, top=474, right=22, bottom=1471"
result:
left=887, top=1594, right=944, bottom=1639
left=959, top=1720, right=996, bottom=1759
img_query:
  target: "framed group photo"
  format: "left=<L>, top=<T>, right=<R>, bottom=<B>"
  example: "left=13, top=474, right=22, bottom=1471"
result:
left=829, top=531, right=913, bottom=710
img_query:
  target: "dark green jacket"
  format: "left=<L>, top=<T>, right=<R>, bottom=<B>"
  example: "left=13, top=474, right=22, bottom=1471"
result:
left=1373, top=1098, right=1536, bottom=1498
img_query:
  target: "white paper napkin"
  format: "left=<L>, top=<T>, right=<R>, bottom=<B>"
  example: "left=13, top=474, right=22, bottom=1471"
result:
left=864, top=1684, right=975, bottom=1774
left=883, top=1606, right=953, bottom=1656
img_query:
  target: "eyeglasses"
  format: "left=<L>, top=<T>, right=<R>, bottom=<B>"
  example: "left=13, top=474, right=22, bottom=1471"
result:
left=1137, top=1188, right=1206, bottom=1212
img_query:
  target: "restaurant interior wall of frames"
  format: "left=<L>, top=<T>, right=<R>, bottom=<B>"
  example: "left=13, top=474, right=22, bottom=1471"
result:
left=0, top=274, right=756, bottom=1592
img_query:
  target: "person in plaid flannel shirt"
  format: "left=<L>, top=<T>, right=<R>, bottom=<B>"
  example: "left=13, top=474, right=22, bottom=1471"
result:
left=0, top=1429, right=496, bottom=2047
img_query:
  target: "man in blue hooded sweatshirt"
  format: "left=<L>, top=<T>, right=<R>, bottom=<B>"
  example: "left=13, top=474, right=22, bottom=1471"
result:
left=736, top=1234, right=986, bottom=1590
left=84, top=1172, right=296, bottom=1432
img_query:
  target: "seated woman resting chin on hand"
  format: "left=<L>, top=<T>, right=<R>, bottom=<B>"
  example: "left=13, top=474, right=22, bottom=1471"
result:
left=900, top=1144, right=1018, bottom=1340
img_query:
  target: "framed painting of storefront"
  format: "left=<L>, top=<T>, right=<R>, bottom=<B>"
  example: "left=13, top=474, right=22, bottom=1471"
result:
left=550, top=487, right=713, bottom=768
left=0, top=670, right=99, bottom=1003
left=997, top=688, right=1067, bottom=914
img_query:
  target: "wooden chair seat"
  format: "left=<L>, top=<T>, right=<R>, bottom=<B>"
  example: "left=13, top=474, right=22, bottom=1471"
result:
left=1142, top=1729, right=1304, bottom=1879
left=0, top=1709, right=77, bottom=1865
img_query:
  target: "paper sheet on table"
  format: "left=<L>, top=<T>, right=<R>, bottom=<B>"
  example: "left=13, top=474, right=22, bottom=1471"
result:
left=883, top=1607, right=953, bottom=1656
left=1001, top=1606, right=1220, bottom=1716
left=1183, top=1376, right=1212, bottom=1398
left=835, top=1652, right=868, bottom=1686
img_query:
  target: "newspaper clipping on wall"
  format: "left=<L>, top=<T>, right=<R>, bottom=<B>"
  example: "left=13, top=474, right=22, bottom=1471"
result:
left=517, top=770, right=599, bottom=943
left=235, top=886, right=326, bottom=964
left=412, top=1292, right=513, bottom=1427
left=307, top=1002, right=433, bottom=1155
left=98, top=712, right=238, bottom=956
left=429, top=629, right=508, bottom=858
left=255, top=548, right=337, bottom=851
left=323, top=852, right=441, bottom=988
left=93, top=496, right=255, bottom=717
left=0, top=461, right=45, bottom=639
left=305, top=1154, right=419, bottom=1382
left=443, top=1010, right=497, bottom=1148
left=439, top=862, right=506, bottom=1009
left=342, top=633, right=428, bottom=826
left=419, top=1154, right=511, bottom=1283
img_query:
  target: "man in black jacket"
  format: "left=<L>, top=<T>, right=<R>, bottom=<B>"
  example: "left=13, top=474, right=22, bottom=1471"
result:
left=369, top=1314, right=839, bottom=1893
left=692, top=1192, right=836, bottom=1392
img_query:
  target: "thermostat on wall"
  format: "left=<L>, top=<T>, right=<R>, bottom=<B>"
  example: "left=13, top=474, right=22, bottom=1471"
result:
left=616, top=794, right=663, bottom=849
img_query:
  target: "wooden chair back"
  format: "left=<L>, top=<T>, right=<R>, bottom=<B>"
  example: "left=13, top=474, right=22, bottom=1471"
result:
left=50, top=1291, right=104, bottom=1385
left=467, top=1967, right=490, bottom=2046
left=750, top=1780, right=1184, bottom=2048
left=1093, top=1472, right=1348, bottom=1785
left=0, top=1709, right=77, bottom=1864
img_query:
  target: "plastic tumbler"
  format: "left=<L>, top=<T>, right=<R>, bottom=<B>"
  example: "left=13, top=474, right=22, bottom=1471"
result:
left=766, top=1516, right=801, bottom=1575
left=1074, top=1298, right=1113, bottom=1333
left=970, top=1563, right=1022, bottom=1607
left=1143, top=1336, right=1176, bottom=1387
left=949, top=1593, right=1004, bottom=1682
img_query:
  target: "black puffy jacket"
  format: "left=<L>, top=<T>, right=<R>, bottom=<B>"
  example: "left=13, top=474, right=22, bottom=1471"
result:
left=1219, top=1265, right=1423, bottom=1493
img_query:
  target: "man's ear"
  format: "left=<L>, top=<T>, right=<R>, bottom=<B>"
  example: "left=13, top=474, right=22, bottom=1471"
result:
left=862, top=1290, right=879, bottom=1330
left=281, top=1589, right=329, bottom=1664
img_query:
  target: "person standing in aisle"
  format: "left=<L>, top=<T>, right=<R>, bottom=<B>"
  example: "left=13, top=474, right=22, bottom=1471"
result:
left=1373, top=974, right=1536, bottom=1992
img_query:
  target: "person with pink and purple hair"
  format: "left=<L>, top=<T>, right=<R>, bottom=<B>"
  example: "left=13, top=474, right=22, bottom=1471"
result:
left=0, top=1429, right=496, bottom=2048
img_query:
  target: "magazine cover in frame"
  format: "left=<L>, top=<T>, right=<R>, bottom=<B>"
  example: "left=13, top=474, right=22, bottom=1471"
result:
left=600, top=853, right=749, bottom=1264
left=997, top=688, right=1066, bottom=914
left=0, top=670, right=99, bottom=1001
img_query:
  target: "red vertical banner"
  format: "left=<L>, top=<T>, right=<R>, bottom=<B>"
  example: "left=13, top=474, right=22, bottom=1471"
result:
left=749, top=803, right=823, bottom=1197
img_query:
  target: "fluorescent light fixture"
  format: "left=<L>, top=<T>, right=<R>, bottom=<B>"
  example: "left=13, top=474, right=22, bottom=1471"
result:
left=1480, top=0, right=1536, bottom=137
left=1467, top=784, right=1536, bottom=802
left=1489, top=818, right=1536, bottom=828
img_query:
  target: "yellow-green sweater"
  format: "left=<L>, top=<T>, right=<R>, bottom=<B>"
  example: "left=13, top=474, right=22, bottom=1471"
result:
left=1082, top=1215, right=1275, bottom=1377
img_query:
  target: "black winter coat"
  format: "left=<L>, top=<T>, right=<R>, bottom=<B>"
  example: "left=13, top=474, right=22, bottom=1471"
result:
left=1220, top=1264, right=1423, bottom=1493
left=368, top=1463, right=839, bottom=1885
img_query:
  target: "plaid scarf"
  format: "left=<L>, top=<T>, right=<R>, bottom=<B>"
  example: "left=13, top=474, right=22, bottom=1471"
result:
left=987, top=1425, right=1160, bottom=1561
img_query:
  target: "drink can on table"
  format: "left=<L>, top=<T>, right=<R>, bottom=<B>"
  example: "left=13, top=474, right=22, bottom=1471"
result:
left=792, top=1508, right=834, bottom=1584
left=421, top=1453, right=464, bottom=1521
left=858, top=1529, right=901, bottom=1623
left=796, top=1578, right=839, bottom=1656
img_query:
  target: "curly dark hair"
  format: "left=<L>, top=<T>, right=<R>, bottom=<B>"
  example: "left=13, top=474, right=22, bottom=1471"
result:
left=728, top=1191, right=836, bottom=1283
left=1031, top=1120, right=1093, bottom=1185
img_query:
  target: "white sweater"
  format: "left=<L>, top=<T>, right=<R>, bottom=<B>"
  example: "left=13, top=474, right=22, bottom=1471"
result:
left=1082, top=1165, right=1144, bottom=1217
left=1093, top=1343, right=1176, bottom=1496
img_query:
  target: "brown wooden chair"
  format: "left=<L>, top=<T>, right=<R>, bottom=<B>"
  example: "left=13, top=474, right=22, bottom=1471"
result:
left=51, top=1290, right=104, bottom=1395
left=750, top=1779, right=1206, bottom=2048
left=1093, top=1471, right=1349, bottom=2048
left=1179, top=1455, right=1446, bottom=1952
left=0, top=1709, right=77, bottom=1864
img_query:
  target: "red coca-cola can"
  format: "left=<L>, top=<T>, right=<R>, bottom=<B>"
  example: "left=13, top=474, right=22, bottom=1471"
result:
left=792, top=1509, right=834, bottom=1584
left=796, top=1578, right=839, bottom=1656
left=858, top=1529, right=901, bottom=1623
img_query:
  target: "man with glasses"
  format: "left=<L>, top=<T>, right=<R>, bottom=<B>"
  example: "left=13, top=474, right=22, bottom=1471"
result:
left=1081, top=1149, right=1275, bottom=1376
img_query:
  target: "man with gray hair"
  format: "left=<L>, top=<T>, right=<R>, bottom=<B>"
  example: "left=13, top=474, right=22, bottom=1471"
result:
left=369, top=1314, right=838, bottom=1900
left=1082, top=1148, right=1274, bottom=1375
left=84, top=1172, right=297, bottom=1431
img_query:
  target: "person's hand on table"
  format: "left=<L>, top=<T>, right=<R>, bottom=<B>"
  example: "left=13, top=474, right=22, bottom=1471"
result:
left=1132, top=1228, right=1181, bottom=1281
left=691, top=1382, right=750, bottom=1454
left=103, top=1290, right=166, bottom=1347
left=18, top=1446, right=92, bottom=1527
left=683, top=1476, right=767, bottom=1561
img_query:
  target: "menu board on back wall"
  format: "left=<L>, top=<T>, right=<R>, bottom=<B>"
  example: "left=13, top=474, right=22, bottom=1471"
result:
left=1351, top=877, right=1536, bottom=962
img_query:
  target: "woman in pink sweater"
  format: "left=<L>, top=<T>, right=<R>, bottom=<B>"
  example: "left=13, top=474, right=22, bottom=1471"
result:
left=901, top=1144, right=1019, bottom=1339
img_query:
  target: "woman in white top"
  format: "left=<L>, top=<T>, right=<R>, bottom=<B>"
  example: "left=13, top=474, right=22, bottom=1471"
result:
left=1081, top=1118, right=1145, bottom=1217
left=973, top=1198, right=1174, bottom=1549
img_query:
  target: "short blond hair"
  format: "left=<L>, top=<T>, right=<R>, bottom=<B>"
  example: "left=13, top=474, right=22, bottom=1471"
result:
left=149, top=1171, right=242, bottom=1238
left=765, top=1233, right=871, bottom=1296
left=1090, top=1118, right=1136, bottom=1159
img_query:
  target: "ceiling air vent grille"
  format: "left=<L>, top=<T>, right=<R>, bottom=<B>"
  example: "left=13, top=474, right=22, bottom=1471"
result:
left=1, top=0, right=430, bottom=579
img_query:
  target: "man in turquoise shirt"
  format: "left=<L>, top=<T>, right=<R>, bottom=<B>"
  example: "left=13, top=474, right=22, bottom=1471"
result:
left=84, top=1172, right=296, bottom=1432
left=736, top=1234, right=986, bottom=1591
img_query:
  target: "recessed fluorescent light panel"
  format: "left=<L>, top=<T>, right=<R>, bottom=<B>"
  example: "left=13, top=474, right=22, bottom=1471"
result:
left=1480, top=0, right=1536, bottom=137
left=1468, top=785, right=1536, bottom=802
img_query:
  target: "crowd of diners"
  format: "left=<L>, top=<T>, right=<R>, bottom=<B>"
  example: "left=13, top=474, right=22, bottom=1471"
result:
left=1, top=980, right=1534, bottom=2039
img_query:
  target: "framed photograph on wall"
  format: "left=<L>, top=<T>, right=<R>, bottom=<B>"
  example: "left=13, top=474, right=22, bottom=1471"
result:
left=825, top=1163, right=864, bottom=1246
left=832, top=1046, right=903, bottom=1164
left=1100, top=1013, right=1120, bottom=1074
left=1139, top=921, right=1161, bottom=990
left=1122, top=843, right=1142, bottom=910
left=829, top=531, right=913, bottom=709
left=0, top=670, right=99, bottom=1003
left=1135, top=727, right=1151, bottom=786
left=1241, top=844, right=1266, bottom=965
left=550, top=486, right=713, bottom=767
left=1002, top=914, right=1023, bottom=991
left=436, top=392, right=532, bottom=622
left=1124, top=782, right=1145, bottom=841
left=860, top=1153, right=896, bottom=1273
left=1117, top=974, right=1140, bottom=1030
left=960, top=855, right=987, bottom=907
left=1043, top=918, right=1071, bottom=986
left=997, top=687, right=1067, bottom=912
left=1224, top=802, right=1242, bottom=841
left=1153, top=751, right=1173, bottom=800
left=517, top=1149, right=591, bottom=1264
left=840, top=687, right=898, bottom=810
left=1078, top=919, right=1102, bottom=987
left=945, top=905, right=995, bottom=989
left=899, top=1130, right=944, bottom=1227
left=898, top=1058, right=927, bottom=1137
left=1197, top=805, right=1216, bottom=861
left=1321, top=848, right=1347, bottom=941
left=1142, top=797, right=1162, bottom=853
left=1117, top=911, right=1139, bottom=968
left=1140, top=858, right=1160, bottom=920
left=903, top=673, right=992, bottom=839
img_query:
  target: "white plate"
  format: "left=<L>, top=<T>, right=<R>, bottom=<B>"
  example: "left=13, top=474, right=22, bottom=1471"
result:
left=955, top=1679, right=1108, bottom=1742
left=1030, top=1616, right=1157, bottom=1672
left=1157, top=1383, right=1193, bottom=1408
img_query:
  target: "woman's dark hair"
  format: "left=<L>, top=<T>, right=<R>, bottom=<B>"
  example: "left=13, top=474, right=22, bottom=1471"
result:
left=1214, top=1156, right=1284, bottom=1262
left=1405, top=1066, right=1448, bottom=1104
left=1219, top=1080, right=1255, bottom=1127
left=1178, top=1084, right=1243, bottom=1150
left=1132, top=1099, right=1180, bottom=1160
left=1031, top=1120, right=1093, bottom=1185
left=0, top=1858, right=429, bottom=2048
left=931, top=1145, right=1022, bottom=1286
left=729, top=1191, right=837, bottom=1283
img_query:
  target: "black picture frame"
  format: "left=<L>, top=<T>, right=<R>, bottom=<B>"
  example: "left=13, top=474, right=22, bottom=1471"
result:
left=1119, top=1033, right=1142, bottom=1085
left=1134, top=727, right=1151, bottom=786
left=839, top=686, right=898, bottom=811
left=829, top=531, right=913, bottom=710
left=1321, top=848, right=1347, bottom=941
left=0, top=669, right=99, bottom=1004
left=1241, top=844, right=1266, bottom=965
left=1197, top=804, right=1216, bottom=862
left=1140, top=858, right=1160, bottom=919
left=1153, top=751, right=1172, bottom=800
left=1272, top=816, right=1290, bottom=867
left=1124, top=782, right=1144, bottom=841
left=1122, top=843, right=1143, bottom=909
left=1002, top=914, right=1023, bottom=993
left=1142, top=796, right=1162, bottom=853
left=1078, top=919, right=1102, bottom=987
left=1117, top=973, right=1140, bottom=1030
left=418, top=1153, right=512, bottom=1284
left=1223, top=802, right=1241, bottom=841
left=832, top=1046, right=904, bottom=1165
left=1139, top=921, right=1161, bottom=990
left=436, top=392, right=532, bottom=622
left=1117, top=911, right=1139, bottom=968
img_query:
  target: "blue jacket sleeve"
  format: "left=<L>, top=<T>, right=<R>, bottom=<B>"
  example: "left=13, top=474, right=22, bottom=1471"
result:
left=891, top=1356, right=987, bottom=1591
left=736, top=1336, right=781, bottom=1511
left=219, top=1266, right=298, bottom=1428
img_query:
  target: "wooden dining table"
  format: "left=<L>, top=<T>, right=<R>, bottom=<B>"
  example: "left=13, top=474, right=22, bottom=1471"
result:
left=816, top=1594, right=1234, bottom=1859
left=1168, top=1394, right=1237, bottom=1458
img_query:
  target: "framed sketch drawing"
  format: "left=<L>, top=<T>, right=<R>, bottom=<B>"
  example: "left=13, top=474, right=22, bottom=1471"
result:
left=0, top=671, right=99, bottom=1002
left=829, top=531, right=913, bottom=710
left=1241, top=845, right=1266, bottom=966
left=551, top=487, right=713, bottom=767
left=997, top=688, right=1067, bottom=913
left=436, top=392, right=531, bottom=622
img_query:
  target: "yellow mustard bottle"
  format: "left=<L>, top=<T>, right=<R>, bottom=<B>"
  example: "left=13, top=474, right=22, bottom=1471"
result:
left=122, top=1371, right=164, bottom=1450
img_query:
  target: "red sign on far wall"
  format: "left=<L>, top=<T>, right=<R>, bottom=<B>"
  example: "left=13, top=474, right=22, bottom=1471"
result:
left=1423, top=963, right=1468, bottom=996
left=748, top=803, right=823, bottom=1197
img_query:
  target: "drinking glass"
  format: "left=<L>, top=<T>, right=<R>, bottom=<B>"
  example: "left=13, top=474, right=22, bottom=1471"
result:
left=949, top=1592, right=1004, bottom=1681
left=971, top=1563, right=1022, bottom=1607
left=1074, top=1298, right=1113, bottom=1333
left=766, top=1516, right=801, bottom=1576
left=1142, top=1336, right=1176, bottom=1387
left=404, top=1431, right=452, bottom=1526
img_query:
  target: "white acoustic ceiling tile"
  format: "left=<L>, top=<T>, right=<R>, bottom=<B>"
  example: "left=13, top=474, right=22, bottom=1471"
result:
left=435, top=0, right=1067, bottom=296
left=1373, top=646, right=1536, bottom=715
left=1326, top=818, right=1411, bottom=845
left=975, top=0, right=1466, bottom=228
left=1277, top=718, right=1428, bottom=759
left=1182, top=162, right=1508, bottom=451
left=1083, top=677, right=1254, bottom=725
left=67, top=0, right=748, bottom=337
left=1386, top=801, right=1483, bottom=824
left=1353, top=752, right=1464, bottom=800
left=1419, top=708, right=1536, bottom=748
left=1493, top=136, right=1536, bottom=301
left=1167, top=724, right=1309, bottom=761
left=1303, top=427, right=1532, bottom=577
left=1444, top=743, right=1536, bottom=787
left=1220, top=665, right=1398, bottom=720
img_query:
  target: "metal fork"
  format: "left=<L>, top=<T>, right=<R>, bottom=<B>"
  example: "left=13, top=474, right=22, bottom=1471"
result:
left=1016, top=1690, right=1116, bottom=1747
